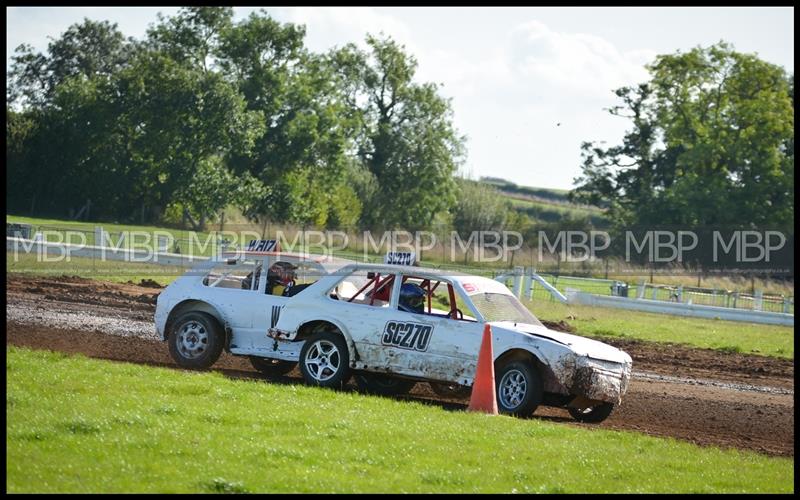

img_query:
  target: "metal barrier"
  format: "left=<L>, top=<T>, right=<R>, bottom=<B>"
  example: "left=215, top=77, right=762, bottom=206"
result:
left=491, top=266, right=793, bottom=326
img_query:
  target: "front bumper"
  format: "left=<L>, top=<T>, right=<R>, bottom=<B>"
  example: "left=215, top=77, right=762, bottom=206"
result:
left=569, top=357, right=632, bottom=405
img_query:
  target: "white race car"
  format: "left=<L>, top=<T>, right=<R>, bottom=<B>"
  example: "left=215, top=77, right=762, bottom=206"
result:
left=155, top=248, right=632, bottom=423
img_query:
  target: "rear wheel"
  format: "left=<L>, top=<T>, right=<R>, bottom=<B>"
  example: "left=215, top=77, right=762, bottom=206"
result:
left=355, top=373, right=416, bottom=396
left=249, top=356, right=296, bottom=377
left=299, top=331, right=351, bottom=389
left=568, top=402, right=615, bottom=423
left=168, top=312, right=224, bottom=369
left=495, top=361, right=543, bottom=417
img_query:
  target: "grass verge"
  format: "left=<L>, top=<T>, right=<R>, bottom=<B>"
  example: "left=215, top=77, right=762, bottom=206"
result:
left=526, top=298, right=794, bottom=359
left=6, top=346, right=794, bottom=493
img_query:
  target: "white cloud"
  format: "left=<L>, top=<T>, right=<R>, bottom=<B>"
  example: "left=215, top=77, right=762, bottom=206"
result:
left=267, top=7, right=414, bottom=54
left=507, top=20, right=655, bottom=97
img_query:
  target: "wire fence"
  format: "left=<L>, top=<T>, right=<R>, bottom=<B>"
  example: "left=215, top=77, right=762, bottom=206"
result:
left=8, top=221, right=794, bottom=315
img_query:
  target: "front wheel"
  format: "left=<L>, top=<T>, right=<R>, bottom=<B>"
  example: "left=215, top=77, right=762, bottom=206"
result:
left=355, top=373, right=416, bottom=396
left=168, top=312, right=224, bottom=369
left=495, top=361, right=543, bottom=417
left=299, top=332, right=351, bottom=389
left=249, top=356, right=296, bottom=377
left=568, top=402, right=615, bottom=423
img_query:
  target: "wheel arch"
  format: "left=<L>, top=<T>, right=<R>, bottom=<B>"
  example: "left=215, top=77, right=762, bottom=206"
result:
left=294, top=317, right=359, bottom=365
left=165, top=299, right=227, bottom=342
left=494, top=347, right=563, bottom=394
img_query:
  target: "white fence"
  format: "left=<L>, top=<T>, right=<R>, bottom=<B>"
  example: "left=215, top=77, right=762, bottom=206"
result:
left=6, top=236, right=211, bottom=267
left=494, top=267, right=793, bottom=327
left=7, top=235, right=794, bottom=327
left=566, top=290, right=793, bottom=326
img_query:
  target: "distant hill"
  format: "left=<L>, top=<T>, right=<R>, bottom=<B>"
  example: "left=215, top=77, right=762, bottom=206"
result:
left=479, top=177, right=570, bottom=203
left=478, top=176, right=609, bottom=227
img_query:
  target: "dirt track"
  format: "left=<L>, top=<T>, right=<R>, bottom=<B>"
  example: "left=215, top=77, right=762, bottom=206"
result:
left=5, top=274, right=795, bottom=457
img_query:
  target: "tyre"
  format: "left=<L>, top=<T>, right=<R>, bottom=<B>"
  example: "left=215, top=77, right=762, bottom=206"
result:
left=355, top=373, right=416, bottom=396
left=495, top=361, right=543, bottom=417
left=298, top=331, right=351, bottom=389
left=249, top=356, right=296, bottom=377
left=568, top=402, right=615, bottom=423
left=429, top=381, right=472, bottom=399
left=168, top=311, right=224, bottom=369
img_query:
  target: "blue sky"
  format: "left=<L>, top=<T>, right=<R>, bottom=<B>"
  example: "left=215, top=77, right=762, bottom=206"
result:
left=6, top=7, right=794, bottom=190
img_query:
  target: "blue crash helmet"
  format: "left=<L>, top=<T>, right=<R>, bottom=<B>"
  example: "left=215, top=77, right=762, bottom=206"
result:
left=399, top=283, right=426, bottom=313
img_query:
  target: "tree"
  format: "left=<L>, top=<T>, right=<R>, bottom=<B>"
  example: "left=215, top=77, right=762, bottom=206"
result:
left=451, top=179, right=510, bottom=263
left=217, top=11, right=362, bottom=226
left=7, top=19, right=131, bottom=108
left=334, top=35, right=466, bottom=231
left=571, top=42, right=794, bottom=233
left=110, top=50, right=264, bottom=226
left=145, top=6, right=233, bottom=72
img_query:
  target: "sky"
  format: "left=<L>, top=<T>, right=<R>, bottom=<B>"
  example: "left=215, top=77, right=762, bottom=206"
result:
left=6, top=6, right=795, bottom=190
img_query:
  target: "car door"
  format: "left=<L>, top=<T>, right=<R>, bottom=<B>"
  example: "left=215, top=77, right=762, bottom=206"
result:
left=321, top=271, right=416, bottom=374
left=386, top=277, right=484, bottom=384
left=217, top=257, right=286, bottom=351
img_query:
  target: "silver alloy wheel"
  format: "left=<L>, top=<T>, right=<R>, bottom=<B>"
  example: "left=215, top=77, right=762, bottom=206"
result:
left=176, top=321, right=208, bottom=359
left=303, top=339, right=341, bottom=382
left=498, top=369, right=527, bottom=409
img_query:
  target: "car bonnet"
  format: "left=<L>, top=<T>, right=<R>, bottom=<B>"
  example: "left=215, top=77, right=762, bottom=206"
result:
left=492, top=321, right=632, bottom=364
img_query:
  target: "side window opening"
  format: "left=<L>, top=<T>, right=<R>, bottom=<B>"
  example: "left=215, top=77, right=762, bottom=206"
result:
left=330, top=271, right=396, bottom=308
left=262, top=260, right=324, bottom=297
left=401, top=275, right=477, bottom=322
left=203, top=259, right=260, bottom=290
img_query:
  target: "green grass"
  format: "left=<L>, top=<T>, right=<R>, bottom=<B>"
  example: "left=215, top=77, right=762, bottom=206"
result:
left=525, top=298, right=794, bottom=359
left=506, top=198, right=610, bottom=228
left=6, top=346, right=793, bottom=493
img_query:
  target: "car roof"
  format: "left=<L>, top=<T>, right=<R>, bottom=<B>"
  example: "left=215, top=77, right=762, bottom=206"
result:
left=220, top=250, right=354, bottom=266
left=338, top=263, right=513, bottom=296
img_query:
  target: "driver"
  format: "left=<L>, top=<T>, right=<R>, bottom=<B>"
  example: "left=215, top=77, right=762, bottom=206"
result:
left=399, top=283, right=426, bottom=314
left=266, top=261, right=297, bottom=296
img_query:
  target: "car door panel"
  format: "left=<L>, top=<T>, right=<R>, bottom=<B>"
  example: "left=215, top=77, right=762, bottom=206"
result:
left=387, top=309, right=483, bottom=383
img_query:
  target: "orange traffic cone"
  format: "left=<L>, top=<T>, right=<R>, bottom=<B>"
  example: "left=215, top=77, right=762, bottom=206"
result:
left=468, top=323, right=498, bottom=414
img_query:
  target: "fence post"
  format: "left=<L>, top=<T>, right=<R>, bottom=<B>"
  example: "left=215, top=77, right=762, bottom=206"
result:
left=512, top=266, right=524, bottom=298
left=651, top=286, right=658, bottom=300
left=523, top=269, right=533, bottom=300
left=754, top=290, right=763, bottom=311
left=677, top=284, right=683, bottom=303
left=94, top=226, right=104, bottom=247
left=783, top=296, right=789, bottom=314
left=637, top=279, right=646, bottom=299
left=732, top=292, right=738, bottom=309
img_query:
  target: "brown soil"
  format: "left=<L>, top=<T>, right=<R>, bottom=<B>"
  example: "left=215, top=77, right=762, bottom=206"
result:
left=5, top=274, right=795, bottom=457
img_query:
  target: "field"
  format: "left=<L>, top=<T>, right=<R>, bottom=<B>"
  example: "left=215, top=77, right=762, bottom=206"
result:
left=6, top=346, right=794, bottom=493
left=526, top=299, right=794, bottom=359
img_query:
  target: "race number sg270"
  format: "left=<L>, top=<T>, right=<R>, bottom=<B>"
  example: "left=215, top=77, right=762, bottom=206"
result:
left=382, top=321, right=433, bottom=352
